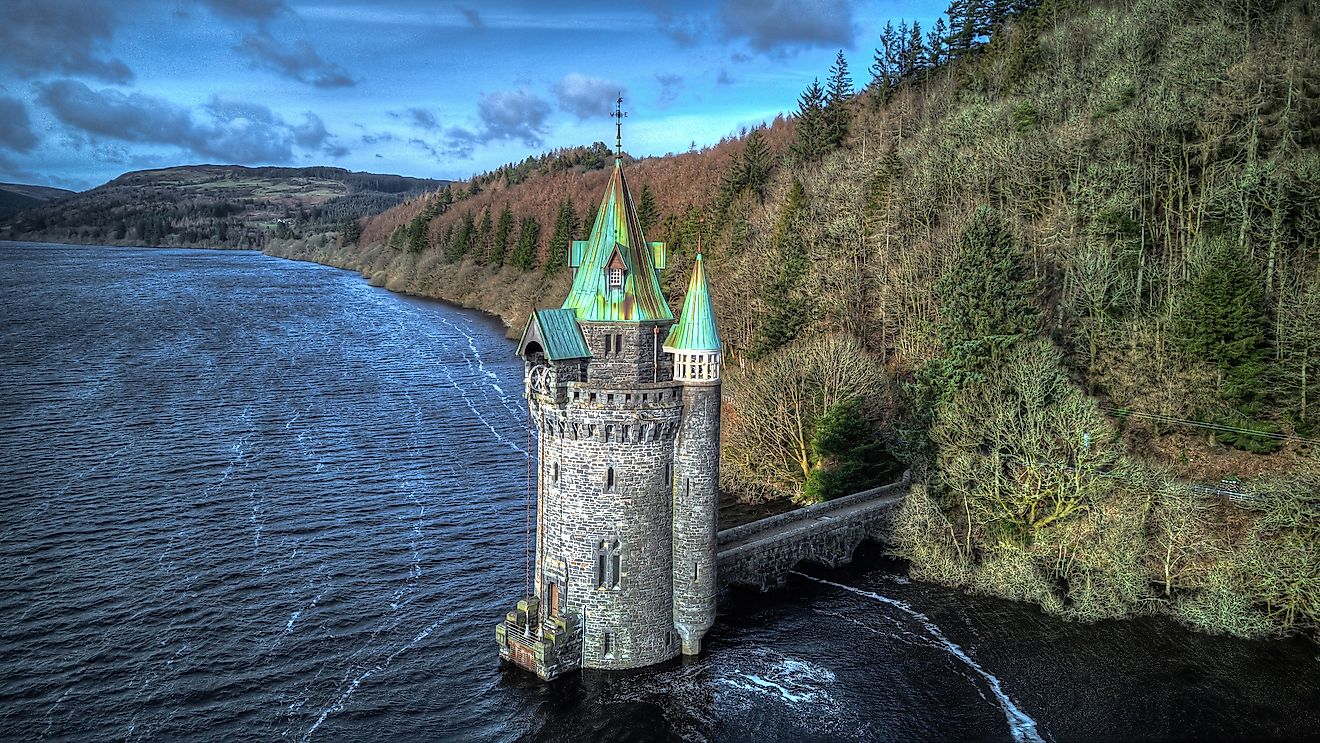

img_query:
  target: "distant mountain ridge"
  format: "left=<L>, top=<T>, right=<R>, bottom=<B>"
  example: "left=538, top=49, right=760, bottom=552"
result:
left=0, top=164, right=447, bottom=249
left=0, top=183, right=75, bottom=220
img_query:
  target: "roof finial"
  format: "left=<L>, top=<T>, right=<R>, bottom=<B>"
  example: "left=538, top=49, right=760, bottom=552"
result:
left=612, top=94, right=627, bottom=162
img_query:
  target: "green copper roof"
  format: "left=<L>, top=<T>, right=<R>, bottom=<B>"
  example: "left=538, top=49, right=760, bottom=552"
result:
left=517, top=308, right=590, bottom=360
left=560, top=160, right=673, bottom=322
left=664, top=253, right=721, bottom=352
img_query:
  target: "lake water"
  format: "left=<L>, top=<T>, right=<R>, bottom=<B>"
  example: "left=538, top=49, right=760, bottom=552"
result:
left=1, top=242, right=1315, bottom=742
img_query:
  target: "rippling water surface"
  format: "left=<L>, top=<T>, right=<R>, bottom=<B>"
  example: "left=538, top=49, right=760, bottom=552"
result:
left=1, top=242, right=1315, bottom=742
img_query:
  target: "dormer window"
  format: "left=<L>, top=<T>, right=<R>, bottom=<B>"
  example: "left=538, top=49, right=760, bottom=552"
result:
left=608, top=266, right=624, bottom=290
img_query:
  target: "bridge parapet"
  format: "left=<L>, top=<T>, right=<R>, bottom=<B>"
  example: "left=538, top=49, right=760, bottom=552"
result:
left=716, top=472, right=911, bottom=593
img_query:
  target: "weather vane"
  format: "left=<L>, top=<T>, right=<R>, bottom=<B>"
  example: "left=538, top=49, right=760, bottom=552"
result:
left=613, top=95, right=627, bottom=158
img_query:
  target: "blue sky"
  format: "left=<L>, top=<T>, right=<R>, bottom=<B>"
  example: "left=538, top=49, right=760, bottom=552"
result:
left=0, top=1, right=945, bottom=190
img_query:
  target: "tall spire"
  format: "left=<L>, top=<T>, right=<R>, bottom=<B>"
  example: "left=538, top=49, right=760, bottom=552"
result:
left=559, top=103, right=671, bottom=323
left=664, top=254, right=721, bottom=352
left=612, top=95, right=627, bottom=161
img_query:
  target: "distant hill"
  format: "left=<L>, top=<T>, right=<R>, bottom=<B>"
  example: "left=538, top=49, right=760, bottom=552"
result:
left=0, top=183, right=75, bottom=220
left=0, top=165, right=447, bottom=249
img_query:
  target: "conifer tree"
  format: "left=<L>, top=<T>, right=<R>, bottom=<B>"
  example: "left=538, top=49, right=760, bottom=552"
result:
left=545, top=198, right=577, bottom=274
left=581, top=205, right=597, bottom=240
left=824, top=50, right=853, bottom=149
left=741, top=128, right=774, bottom=202
left=871, top=21, right=900, bottom=102
left=931, top=207, right=1042, bottom=390
left=446, top=210, right=475, bottom=262
left=926, top=17, right=949, bottom=68
left=792, top=78, right=829, bottom=163
left=510, top=215, right=540, bottom=271
left=902, top=21, right=926, bottom=79
left=475, top=207, right=493, bottom=264
left=945, top=0, right=976, bottom=57
left=752, top=178, right=812, bottom=358
left=490, top=203, right=513, bottom=267
left=636, top=184, right=659, bottom=235
left=1178, top=238, right=1270, bottom=403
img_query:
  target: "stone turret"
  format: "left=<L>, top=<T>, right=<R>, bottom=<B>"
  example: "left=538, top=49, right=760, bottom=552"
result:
left=665, top=254, right=721, bottom=656
left=495, top=109, right=723, bottom=680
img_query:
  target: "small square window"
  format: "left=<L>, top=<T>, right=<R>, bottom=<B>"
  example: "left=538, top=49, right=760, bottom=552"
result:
left=608, top=267, right=624, bottom=290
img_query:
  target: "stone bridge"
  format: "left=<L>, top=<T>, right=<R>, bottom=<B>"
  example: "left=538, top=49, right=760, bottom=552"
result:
left=715, top=472, right=911, bottom=592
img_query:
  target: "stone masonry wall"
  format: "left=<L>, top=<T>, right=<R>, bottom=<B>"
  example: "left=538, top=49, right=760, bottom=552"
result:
left=671, top=380, right=720, bottom=655
left=716, top=475, right=912, bottom=593
left=579, top=320, right=674, bottom=386
left=533, top=336, right=685, bottom=670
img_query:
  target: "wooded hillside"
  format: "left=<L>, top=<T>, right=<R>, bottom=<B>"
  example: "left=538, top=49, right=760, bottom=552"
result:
left=0, top=165, right=446, bottom=249
left=273, top=0, right=1320, bottom=640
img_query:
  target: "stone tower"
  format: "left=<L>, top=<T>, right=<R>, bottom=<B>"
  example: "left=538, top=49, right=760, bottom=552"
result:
left=496, top=117, right=721, bottom=680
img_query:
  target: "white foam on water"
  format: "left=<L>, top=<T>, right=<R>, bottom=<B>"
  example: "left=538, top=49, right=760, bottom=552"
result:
left=713, top=654, right=835, bottom=706
left=301, top=620, right=438, bottom=742
left=794, top=572, right=1043, bottom=743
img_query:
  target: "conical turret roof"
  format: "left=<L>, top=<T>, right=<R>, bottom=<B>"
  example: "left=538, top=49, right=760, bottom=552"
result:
left=664, top=253, right=721, bottom=351
left=560, top=160, right=672, bottom=322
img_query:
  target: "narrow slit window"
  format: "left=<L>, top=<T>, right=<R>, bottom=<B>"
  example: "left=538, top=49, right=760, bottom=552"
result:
left=552, top=462, right=559, bottom=483
left=606, top=466, right=615, bottom=491
left=694, top=562, right=700, bottom=583
left=596, top=541, right=608, bottom=588
left=614, top=333, right=622, bottom=353
left=665, top=462, right=672, bottom=485
left=602, top=632, right=613, bottom=657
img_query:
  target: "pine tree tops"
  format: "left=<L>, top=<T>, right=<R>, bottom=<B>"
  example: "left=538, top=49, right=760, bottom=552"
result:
left=793, top=51, right=854, bottom=164
left=824, top=50, right=853, bottom=149
left=792, top=78, right=829, bottom=164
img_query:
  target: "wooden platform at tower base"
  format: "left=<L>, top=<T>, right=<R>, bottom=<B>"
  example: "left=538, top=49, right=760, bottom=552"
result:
left=495, top=598, right=581, bottom=681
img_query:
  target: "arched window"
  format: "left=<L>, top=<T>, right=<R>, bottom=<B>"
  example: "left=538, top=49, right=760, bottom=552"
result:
left=596, top=539, right=622, bottom=588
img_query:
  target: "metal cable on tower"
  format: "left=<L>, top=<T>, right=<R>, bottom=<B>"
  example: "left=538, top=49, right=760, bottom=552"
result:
left=524, top=398, right=533, bottom=636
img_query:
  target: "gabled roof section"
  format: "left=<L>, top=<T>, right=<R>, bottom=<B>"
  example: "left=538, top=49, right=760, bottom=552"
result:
left=664, top=253, right=721, bottom=352
left=560, top=160, right=673, bottom=322
left=518, top=308, right=591, bottom=361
